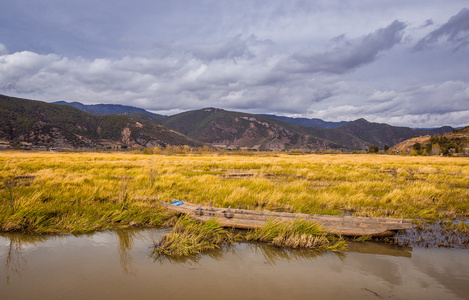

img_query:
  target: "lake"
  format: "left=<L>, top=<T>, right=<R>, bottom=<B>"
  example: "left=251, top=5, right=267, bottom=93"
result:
left=1, top=229, right=468, bottom=299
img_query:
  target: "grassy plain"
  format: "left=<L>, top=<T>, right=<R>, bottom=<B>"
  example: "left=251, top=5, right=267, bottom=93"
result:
left=1, top=151, right=468, bottom=235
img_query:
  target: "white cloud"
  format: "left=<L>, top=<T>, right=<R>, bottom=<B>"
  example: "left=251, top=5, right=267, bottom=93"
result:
left=368, top=90, right=398, bottom=102
left=0, top=43, right=7, bottom=55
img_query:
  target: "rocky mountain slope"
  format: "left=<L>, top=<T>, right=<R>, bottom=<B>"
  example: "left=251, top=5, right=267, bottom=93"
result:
left=159, top=108, right=365, bottom=151
left=0, top=95, right=203, bottom=149
left=259, top=114, right=348, bottom=128
left=338, top=118, right=453, bottom=148
left=390, top=126, right=469, bottom=155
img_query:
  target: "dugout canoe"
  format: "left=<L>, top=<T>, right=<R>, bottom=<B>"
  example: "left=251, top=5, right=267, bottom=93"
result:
left=160, top=200, right=413, bottom=237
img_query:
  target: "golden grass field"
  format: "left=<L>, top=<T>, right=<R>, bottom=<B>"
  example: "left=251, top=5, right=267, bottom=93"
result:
left=1, top=150, right=468, bottom=234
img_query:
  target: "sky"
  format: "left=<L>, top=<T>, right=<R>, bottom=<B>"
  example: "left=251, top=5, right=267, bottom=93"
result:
left=1, top=0, right=468, bottom=128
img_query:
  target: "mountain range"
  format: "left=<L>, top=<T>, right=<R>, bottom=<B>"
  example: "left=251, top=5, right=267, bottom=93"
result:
left=0, top=94, right=457, bottom=151
left=0, top=95, right=203, bottom=149
left=258, top=114, right=348, bottom=128
left=53, top=101, right=149, bottom=115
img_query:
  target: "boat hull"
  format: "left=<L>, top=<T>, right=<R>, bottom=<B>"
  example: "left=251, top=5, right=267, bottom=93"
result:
left=160, top=200, right=413, bottom=237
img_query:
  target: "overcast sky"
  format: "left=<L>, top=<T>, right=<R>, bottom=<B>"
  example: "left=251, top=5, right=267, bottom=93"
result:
left=1, top=1, right=468, bottom=127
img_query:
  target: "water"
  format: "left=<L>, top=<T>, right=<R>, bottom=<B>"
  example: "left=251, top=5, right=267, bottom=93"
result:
left=1, top=229, right=468, bottom=300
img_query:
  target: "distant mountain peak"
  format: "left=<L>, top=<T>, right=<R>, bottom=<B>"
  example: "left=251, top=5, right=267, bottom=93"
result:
left=352, top=118, right=370, bottom=124
left=340, top=118, right=454, bottom=148
left=53, top=101, right=150, bottom=115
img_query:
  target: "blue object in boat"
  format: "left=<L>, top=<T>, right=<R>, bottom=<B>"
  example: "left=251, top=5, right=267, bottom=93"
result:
left=171, top=200, right=184, bottom=206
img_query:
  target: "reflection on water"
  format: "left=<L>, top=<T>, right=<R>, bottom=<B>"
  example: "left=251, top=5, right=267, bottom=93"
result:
left=347, top=240, right=412, bottom=258
left=152, top=242, right=341, bottom=265
left=115, top=229, right=143, bottom=275
left=1, top=229, right=468, bottom=300
left=247, top=242, right=346, bottom=265
left=0, top=230, right=411, bottom=276
left=3, top=234, right=56, bottom=284
left=5, top=236, right=26, bottom=284
left=2, top=230, right=147, bottom=279
left=153, top=245, right=228, bottom=265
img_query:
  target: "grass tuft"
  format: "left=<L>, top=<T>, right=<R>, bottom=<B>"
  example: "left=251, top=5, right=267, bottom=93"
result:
left=151, top=216, right=233, bottom=258
left=245, top=218, right=347, bottom=251
left=454, top=222, right=469, bottom=233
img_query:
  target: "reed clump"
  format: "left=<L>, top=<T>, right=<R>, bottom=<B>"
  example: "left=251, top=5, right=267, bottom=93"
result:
left=152, top=216, right=233, bottom=258
left=152, top=216, right=347, bottom=258
left=454, top=222, right=469, bottom=233
left=244, top=218, right=347, bottom=252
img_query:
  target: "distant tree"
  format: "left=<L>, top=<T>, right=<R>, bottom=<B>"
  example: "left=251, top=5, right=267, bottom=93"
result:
left=425, top=143, right=432, bottom=153
left=383, top=145, right=390, bottom=152
left=368, top=144, right=379, bottom=153
left=441, top=146, right=448, bottom=155
left=413, top=143, right=422, bottom=151
left=10, top=140, right=20, bottom=149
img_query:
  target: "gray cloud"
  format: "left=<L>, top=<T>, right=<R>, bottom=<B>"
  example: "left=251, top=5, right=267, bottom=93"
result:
left=190, top=36, right=254, bottom=62
left=414, top=8, right=469, bottom=51
left=310, top=81, right=469, bottom=126
left=278, top=20, right=406, bottom=74
left=1, top=2, right=468, bottom=128
left=189, top=35, right=275, bottom=62
left=399, top=81, right=469, bottom=115
left=421, top=19, right=434, bottom=28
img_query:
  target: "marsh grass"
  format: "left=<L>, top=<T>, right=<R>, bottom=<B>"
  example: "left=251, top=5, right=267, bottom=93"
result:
left=353, top=235, right=372, bottom=242
left=152, top=216, right=233, bottom=258
left=244, top=218, right=347, bottom=251
left=454, top=222, right=469, bottom=233
left=0, top=151, right=468, bottom=235
left=152, top=217, right=346, bottom=258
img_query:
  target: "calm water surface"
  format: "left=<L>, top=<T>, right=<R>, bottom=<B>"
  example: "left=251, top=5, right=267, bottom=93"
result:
left=1, top=229, right=468, bottom=300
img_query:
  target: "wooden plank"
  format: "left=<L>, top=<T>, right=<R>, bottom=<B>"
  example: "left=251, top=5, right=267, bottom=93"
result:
left=159, top=200, right=413, bottom=237
left=179, top=201, right=412, bottom=226
left=177, top=202, right=412, bottom=232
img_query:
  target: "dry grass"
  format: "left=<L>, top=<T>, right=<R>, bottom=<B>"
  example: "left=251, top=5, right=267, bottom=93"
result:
left=453, top=222, right=469, bottom=233
left=152, top=216, right=233, bottom=258
left=245, top=218, right=347, bottom=251
left=0, top=151, right=468, bottom=235
left=152, top=216, right=346, bottom=258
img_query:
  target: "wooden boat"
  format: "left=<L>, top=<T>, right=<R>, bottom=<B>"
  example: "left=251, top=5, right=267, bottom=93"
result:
left=160, top=199, right=413, bottom=237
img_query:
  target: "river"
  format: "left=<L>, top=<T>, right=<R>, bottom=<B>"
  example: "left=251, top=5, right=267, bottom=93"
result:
left=1, top=229, right=468, bottom=299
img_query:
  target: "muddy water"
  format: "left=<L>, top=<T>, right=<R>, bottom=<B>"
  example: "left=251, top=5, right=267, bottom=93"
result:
left=1, top=229, right=468, bottom=300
